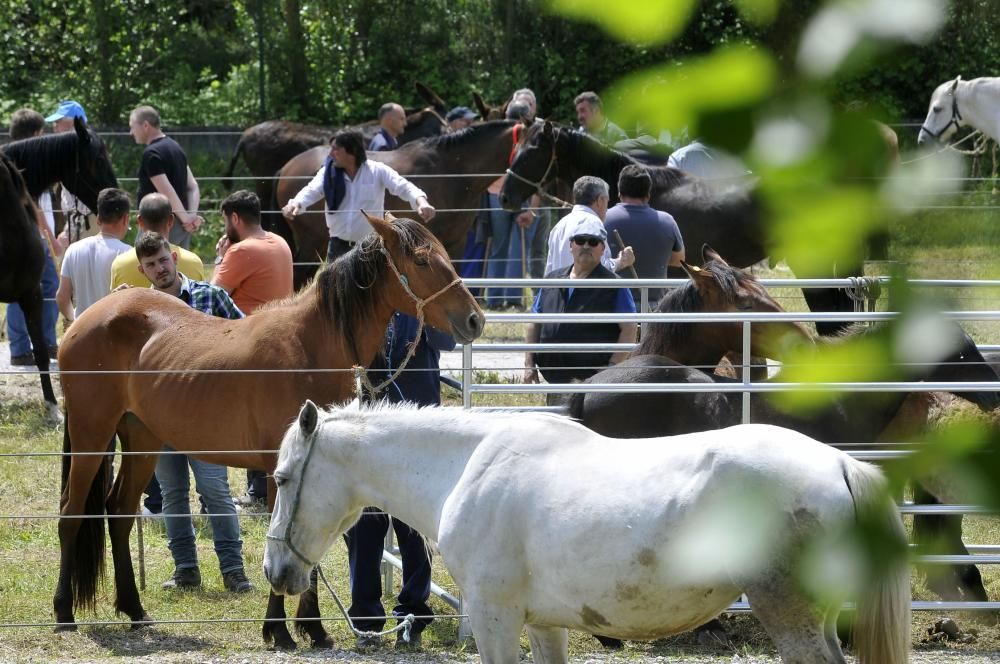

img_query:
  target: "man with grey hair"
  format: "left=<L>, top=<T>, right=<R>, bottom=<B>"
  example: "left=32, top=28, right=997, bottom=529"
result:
left=544, top=176, right=634, bottom=274
left=368, top=102, right=406, bottom=151
left=511, top=88, right=537, bottom=121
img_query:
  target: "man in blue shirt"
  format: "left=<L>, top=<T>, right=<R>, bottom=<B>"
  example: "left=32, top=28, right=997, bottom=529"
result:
left=345, top=314, right=455, bottom=650
left=368, top=103, right=406, bottom=151
left=133, top=232, right=252, bottom=593
left=524, top=216, right=637, bottom=385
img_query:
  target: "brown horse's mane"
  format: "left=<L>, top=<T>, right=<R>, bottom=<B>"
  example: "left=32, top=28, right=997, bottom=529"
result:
left=634, top=259, right=767, bottom=355
left=403, top=120, right=514, bottom=152
left=298, top=218, right=438, bottom=362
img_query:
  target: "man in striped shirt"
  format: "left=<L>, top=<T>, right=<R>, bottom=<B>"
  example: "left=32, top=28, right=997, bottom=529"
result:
left=133, top=232, right=253, bottom=593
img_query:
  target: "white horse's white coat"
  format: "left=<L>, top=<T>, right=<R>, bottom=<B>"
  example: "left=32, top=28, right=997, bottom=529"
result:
left=264, top=403, right=910, bottom=664
left=918, top=76, right=1000, bottom=144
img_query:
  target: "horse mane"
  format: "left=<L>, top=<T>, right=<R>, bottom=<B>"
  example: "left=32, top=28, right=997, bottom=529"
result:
left=634, top=258, right=764, bottom=355
left=410, top=120, right=514, bottom=151
left=0, top=151, right=33, bottom=225
left=1, top=131, right=80, bottom=194
left=312, top=218, right=439, bottom=362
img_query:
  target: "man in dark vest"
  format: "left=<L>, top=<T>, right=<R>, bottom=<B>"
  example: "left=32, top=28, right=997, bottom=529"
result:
left=523, top=215, right=637, bottom=385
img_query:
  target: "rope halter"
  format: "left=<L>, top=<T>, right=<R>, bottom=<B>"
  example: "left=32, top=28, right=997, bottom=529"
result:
left=505, top=137, right=572, bottom=210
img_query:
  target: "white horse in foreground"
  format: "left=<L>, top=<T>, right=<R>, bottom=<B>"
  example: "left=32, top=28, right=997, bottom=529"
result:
left=264, top=402, right=910, bottom=664
left=918, top=76, right=1000, bottom=145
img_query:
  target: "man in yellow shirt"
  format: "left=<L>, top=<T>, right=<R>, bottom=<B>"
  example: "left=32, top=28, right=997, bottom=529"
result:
left=110, top=193, right=205, bottom=288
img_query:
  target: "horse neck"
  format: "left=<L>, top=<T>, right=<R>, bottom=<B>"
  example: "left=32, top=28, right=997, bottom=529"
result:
left=300, top=281, right=397, bottom=371
left=426, top=122, right=516, bottom=181
left=2, top=134, right=75, bottom=198
left=556, top=132, right=632, bottom=200
left=326, top=409, right=489, bottom=540
left=960, top=78, right=1000, bottom=142
left=634, top=288, right=728, bottom=366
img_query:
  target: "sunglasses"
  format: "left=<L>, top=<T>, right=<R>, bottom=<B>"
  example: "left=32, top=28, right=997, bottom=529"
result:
left=572, top=236, right=603, bottom=247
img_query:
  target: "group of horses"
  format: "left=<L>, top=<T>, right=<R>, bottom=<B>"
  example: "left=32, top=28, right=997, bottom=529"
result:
left=0, top=76, right=997, bottom=660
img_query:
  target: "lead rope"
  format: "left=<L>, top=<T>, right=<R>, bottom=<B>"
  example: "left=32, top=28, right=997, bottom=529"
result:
left=315, top=565, right=416, bottom=643
left=354, top=245, right=463, bottom=396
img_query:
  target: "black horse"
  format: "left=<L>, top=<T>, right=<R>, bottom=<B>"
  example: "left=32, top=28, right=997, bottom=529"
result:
left=1, top=117, right=118, bottom=215
left=567, top=325, right=1000, bottom=606
left=500, top=121, right=860, bottom=336
left=0, top=152, right=59, bottom=420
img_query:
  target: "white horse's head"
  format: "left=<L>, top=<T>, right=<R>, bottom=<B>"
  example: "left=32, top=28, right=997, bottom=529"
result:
left=918, top=76, right=964, bottom=145
left=263, top=400, right=364, bottom=596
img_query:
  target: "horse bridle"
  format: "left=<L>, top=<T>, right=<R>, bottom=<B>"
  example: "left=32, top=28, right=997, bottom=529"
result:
left=265, top=418, right=326, bottom=569
left=920, top=92, right=963, bottom=141
left=504, top=133, right=572, bottom=210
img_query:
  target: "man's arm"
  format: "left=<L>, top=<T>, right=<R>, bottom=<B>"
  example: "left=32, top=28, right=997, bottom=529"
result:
left=669, top=248, right=685, bottom=267
left=149, top=173, right=202, bottom=232
left=56, top=276, right=75, bottom=324
left=523, top=322, right=540, bottom=384
left=282, top=167, right=326, bottom=219
left=377, top=163, right=435, bottom=220
left=611, top=323, right=638, bottom=365
left=185, top=167, right=201, bottom=229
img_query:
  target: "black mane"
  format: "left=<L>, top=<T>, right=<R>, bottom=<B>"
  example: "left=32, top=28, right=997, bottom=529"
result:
left=314, top=218, right=438, bottom=362
left=416, top=120, right=515, bottom=151
left=1, top=131, right=81, bottom=197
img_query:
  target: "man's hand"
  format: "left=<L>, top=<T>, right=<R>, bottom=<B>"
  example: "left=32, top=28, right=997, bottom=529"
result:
left=523, top=366, right=539, bottom=384
left=515, top=210, right=535, bottom=229
left=181, top=213, right=204, bottom=233
left=282, top=200, right=301, bottom=220
left=216, top=235, right=232, bottom=260
left=61, top=317, right=74, bottom=334
left=416, top=197, right=436, bottom=222
left=615, top=246, right=635, bottom=270
left=112, top=284, right=132, bottom=293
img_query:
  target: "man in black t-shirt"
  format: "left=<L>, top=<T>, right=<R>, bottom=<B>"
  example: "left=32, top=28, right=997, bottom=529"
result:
left=604, top=164, right=685, bottom=304
left=129, top=105, right=203, bottom=249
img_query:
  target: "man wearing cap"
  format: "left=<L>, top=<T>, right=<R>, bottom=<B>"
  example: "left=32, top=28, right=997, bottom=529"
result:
left=445, top=106, right=478, bottom=132
left=524, top=213, right=637, bottom=386
left=368, top=103, right=406, bottom=152
left=129, top=104, right=204, bottom=249
left=46, top=101, right=96, bottom=245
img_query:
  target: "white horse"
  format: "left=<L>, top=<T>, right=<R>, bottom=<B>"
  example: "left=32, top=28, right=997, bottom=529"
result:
left=918, top=76, right=1000, bottom=145
left=264, top=402, right=910, bottom=664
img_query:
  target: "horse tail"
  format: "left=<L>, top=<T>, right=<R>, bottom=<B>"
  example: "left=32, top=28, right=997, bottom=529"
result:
left=61, top=411, right=108, bottom=612
left=843, top=458, right=910, bottom=664
left=221, top=136, right=246, bottom=191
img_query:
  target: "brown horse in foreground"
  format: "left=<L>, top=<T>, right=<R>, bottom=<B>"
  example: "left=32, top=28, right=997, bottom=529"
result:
left=53, top=215, right=485, bottom=649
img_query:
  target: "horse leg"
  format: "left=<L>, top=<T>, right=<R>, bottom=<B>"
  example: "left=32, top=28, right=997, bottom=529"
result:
left=263, top=590, right=298, bottom=651
left=294, top=567, right=333, bottom=648
left=745, top=577, right=843, bottom=664
left=464, top=597, right=525, bottom=664
left=911, top=484, right=988, bottom=602
left=53, top=418, right=113, bottom=630
left=105, top=415, right=159, bottom=627
left=526, top=624, right=569, bottom=664
left=17, top=287, right=59, bottom=420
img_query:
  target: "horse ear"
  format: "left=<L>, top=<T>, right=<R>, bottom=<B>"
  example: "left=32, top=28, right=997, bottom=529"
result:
left=701, top=244, right=726, bottom=265
left=415, top=82, right=447, bottom=113
left=543, top=120, right=554, bottom=138
left=472, top=92, right=490, bottom=119
left=950, top=76, right=961, bottom=92
left=680, top=260, right=704, bottom=281
left=361, top=209, right=395, bottom=241
left=298, top=400, right=319, bottom=436
left=74, top=117, right=90, bottom=146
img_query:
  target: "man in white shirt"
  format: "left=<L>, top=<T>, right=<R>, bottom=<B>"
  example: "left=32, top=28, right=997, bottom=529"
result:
left=281, top=130, right=435, bottom=262
left=544, top=176, right=634, bottom=275
left=57, top=188, right=132, bottom=324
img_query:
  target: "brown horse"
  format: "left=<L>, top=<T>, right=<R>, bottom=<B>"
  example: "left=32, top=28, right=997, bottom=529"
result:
left=274, top=120, right=523, bottom=287
left=52, top=215, right=484, bottom=650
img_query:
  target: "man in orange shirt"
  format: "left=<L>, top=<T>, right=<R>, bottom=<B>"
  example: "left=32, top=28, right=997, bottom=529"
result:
left=211, top=189, right=293, bottom=507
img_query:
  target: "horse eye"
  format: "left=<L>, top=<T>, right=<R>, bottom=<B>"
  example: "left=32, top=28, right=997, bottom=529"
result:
left=414, top=255, right=430, bottom=267
left=933, top=106, right=942, bottom=113
left=273, top=475, right=286, bottom=487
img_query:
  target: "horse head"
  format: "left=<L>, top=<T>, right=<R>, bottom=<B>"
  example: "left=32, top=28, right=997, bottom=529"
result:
left=265, top=400, right=362, bottom=596
left=501, top=119, right=557, bottom=211
left=365, top=212, right=485, bottom=344
left=68, top=117, right=119, bottom=212
left=679, top=245, right=813, bottom=359
left=917, top=76, right=964, bottom=146
left=472, top=91, right=509, bottom=121
left=905, top=319, right=1000, bottom=411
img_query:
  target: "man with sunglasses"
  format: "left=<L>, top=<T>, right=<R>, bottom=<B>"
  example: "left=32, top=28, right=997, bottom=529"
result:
left=524, top=216, right=637, bottom=386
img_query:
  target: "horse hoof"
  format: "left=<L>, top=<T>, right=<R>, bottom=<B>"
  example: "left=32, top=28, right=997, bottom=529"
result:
left=45, top=403, right=64, bottom=428
left=311, top=636, right=335, bottom=649
left=131, top=614, right=154, bottom=630
left=270, top=636, right=297, bottom=651
left=54, top=622, right=77, bottom=633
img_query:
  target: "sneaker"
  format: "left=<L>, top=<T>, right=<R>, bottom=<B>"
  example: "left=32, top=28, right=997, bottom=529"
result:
left=396, top=629, right=422, bottom=649
left=162, top=566, right=201, bottom=590
left=10, top=353, right=35, bottom=366
left=356, top=634, right=382, bottom=651
left=234, top=492, right=266, bottom=512
left=140, top=506, right=163, bottom=520
left=222, top=568, right=254, bottom=593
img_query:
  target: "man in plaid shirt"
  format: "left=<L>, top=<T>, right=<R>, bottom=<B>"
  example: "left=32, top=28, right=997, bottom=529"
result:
left=133, top=231, right=254, bottom=593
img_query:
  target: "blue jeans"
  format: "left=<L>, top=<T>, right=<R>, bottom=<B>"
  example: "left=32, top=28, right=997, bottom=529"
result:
left=344, top=508, right=433, bottom=634
left=485, top=193, right=537, bottom=307
left=155, top=447, right=244, bottom=573
left=7, top=242, right=58, bottom=355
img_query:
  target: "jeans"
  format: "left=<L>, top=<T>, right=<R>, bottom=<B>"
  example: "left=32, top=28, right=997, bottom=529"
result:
left=344, top=508, right=433, bottom=634
left=485, top=193, right=537, bottom=307
left=327, top=236, right=356, bottom=263
left=7, top=242, right=58, bottom=355
left=155, top=446, right=244, bottom=573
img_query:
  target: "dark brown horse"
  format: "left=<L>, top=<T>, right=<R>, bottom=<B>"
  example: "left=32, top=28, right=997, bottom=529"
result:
left=52, top=215, right=484, bottom=650
left=0, top=151, right=59, bottom=419
left=273, top=120, right=523, bottom=287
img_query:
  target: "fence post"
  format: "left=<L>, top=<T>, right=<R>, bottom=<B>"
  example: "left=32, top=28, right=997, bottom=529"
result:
left=462, top=343, right=473, bottom=409
left=742, top=321, right=751, bottom=424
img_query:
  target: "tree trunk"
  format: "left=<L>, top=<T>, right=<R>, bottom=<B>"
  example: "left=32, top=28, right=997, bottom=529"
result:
left=282, top=0, right=309, bottom=115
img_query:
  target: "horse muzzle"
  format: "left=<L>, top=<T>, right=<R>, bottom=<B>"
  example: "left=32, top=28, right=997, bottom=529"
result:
left=263, top=558, right=311, bottom=596
left=451, top=309, right=485, bottom=345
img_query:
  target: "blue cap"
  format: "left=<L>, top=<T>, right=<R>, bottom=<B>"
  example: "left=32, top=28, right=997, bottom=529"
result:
left=445, top=106, right=478, bottom=122
left=45, top=100, right=88, bottom=123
